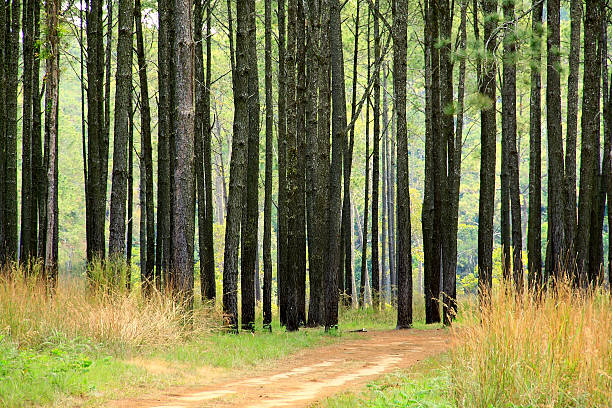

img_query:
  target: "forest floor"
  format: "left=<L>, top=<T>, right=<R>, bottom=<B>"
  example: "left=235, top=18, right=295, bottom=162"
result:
left=110, top=329, right=451, bottom=408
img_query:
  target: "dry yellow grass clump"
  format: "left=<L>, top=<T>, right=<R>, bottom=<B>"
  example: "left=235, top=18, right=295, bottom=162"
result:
left=450, top=280, right=612, bottom=407
left=0, top=264, right=220, bottom=351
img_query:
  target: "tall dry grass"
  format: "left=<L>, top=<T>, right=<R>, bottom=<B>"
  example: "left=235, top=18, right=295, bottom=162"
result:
left=0, top=264, right=220, bottom=352
left=450, top=280, right=612, bottom=407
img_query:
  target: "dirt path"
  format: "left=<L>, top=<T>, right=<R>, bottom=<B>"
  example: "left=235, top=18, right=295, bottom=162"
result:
left=112, top=329, right=451, bottom=408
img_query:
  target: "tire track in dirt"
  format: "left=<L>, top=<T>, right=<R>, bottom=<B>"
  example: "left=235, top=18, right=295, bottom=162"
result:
left=112, top=329, right=451, bottom=408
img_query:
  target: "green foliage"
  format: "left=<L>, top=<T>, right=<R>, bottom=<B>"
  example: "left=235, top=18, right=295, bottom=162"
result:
left=318, top=356, right=453, bottom=408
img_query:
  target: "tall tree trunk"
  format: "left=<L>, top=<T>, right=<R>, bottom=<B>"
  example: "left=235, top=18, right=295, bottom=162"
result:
left=326, top=0, right=345, bottom=329
left=126, top=94, right=134, bottom=275
left=285, top=0, right=300, bottom=332
left=171, top=0, right=196, bottom=305
left=308, top=0, right=328, bottom=327
left=370, top=0, right=381, bottom=310
left=263, top=0, right=274, bottom=329
left=0, top=0, right=6, bottom=265
left=4, top=0, right=20, bottom=263
left=576, top=0, right=602, bottom=286
left=565, top=0, right=581, bottom=276
left=20, top=0, right=34, bottom=264
left=134, top=0, right=155, bottom=291
left=596, top=22, right=609, bottom=286
left=528, top=0, right=543, bottom=290
left=502, top=0, right=523, bottom=292
left=195, top=0, right=207, bottom=300
left=224, top=0, right=249, bottom=330
left=424, top=0, right=441, bottom=324
left=86, top=0, right=108, bottom=263
left=44, top=0, right=59, bottom=287
left=381, top=62, right=389, bottom=304
left=203, top=0, right=215, bottom=300
left=342, top=0, right=359, bottom=308
left=443, top=0, right=467, bottom=323
left=478, top=0, right=498, bottom=296
left=305, top=0, right=320, bottom=317
left=394, top=0, right=412, bottom=328
left=387, top=70, right=396, bottom=306
left=109, top=0, right=134, bottom=259
left=156, top=0, right=171, bottom=289
left=545, top=0, right=565, bottom=281
left=240, top=0, right=260, bottom=330
left=277, top=0, right=289, bottom=326
left=361, top=12, right=371, bottom=308
left=296, top=0, right=307, bottom=324
left=32, top=0, right=43, bottom=259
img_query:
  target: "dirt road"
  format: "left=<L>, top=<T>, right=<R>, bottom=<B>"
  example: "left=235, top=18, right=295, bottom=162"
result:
left=113, top=329, right=451, bottom=408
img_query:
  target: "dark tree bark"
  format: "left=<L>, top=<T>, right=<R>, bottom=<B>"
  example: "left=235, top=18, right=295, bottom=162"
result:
left=157, top=0, right=173, bottom=289
left=394, top=0, right=412, bottom=328
left=224, top=0, right=249, bottom=330
left=240, top=0, right=260, bottom=330
left=371, top=0, right=381, bottom=310
left=32, top=0, right=43, bottom=259
left=502, top=0, right=523, bottom=292
left=86, top=0, right=108, bottom=263
left=327, top=0, right=346, bottom=329
left=381, top=62, right=390, bottom=303
left=203, top=0, right=215, bottom=300
left=443, top=0, right=467, bottom=324
left=296, top=0, right=307, bottom=324
left=285, top=0, right=300, bottom=332
left=545, top=0, right=565, bottom=281
left=126, top=94, right=134, bottom=272
left=195, top=0, right=207, bottom=299
left=109, top=0, right=134, bottom=259
left=20, top=0, right=34, bottom=264
left=0, top=0, right=6, bottom=265
left=263, top=0, right=273, bottom=329
left=171, top=0, right=196, bottom=305
left=424, top=0, right=441, bottom=324
left=103, top=0, right=112, bottom=210
left=387, top=75, right=397, bottom=305
left=308, top=0, right=329, bottom=327
left=134, top=0, right=155, bottom=291
left=44, top=0, right=60, bottom=287
left=478, top=0, right=498, bottom=296
left=4, top=0, right=20, bottom=263
left=342, top=0, right=360, bottom=308
left=528, top=0, right=543, bottom=290
left=277, top=0, right=289, bottom=326
left=361, top=13, right=371, bottom=308
left=565, top=0, right=581, bottom=275
left=576, top=0, right=601, bottom=285
left=305, top=0, right=321, bottom=315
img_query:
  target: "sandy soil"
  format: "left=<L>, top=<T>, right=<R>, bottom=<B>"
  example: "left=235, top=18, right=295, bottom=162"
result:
left=111, top=329, right=452, bottom=408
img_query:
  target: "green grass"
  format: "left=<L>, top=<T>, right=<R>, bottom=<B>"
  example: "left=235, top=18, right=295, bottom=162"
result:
left=0, top=305, right=411, bottom=407
left=316, top=355, right=453, bottom=408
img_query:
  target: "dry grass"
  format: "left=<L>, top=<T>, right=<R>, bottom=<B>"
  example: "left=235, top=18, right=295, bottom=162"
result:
left=0, top=264, right=221, bottom=352
left=450, top=280, right=612, bottom=407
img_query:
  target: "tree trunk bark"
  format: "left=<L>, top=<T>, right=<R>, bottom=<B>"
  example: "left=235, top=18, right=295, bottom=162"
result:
left=263, top=0, right=273, bottom=330
left=224, top=0, right=249, bottom=330
left=44, top=0, right=60, bottom=287
left=171, top=0, right=196, bottom=306
left=477, top=0, right=498, bottom=296
left=327, top=0, right=346, bottom=329
left=240, top=0, right=260, bottom=330
left=134, top=0, right=155, bottom=291
left=576, top=0, right=602, bottom=286
left=20, top=0, right=34, bottom=264
left=371, top=0, right=381, bottom=310
left=0, top=0, right=6, bottom=265
left=545, top=0, right=565, bottom=281
left=394, top=0, right=412, bottom=328
left=86, top=0, right=108, bottom=263
left=109, top=0, right=134, bottom=259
